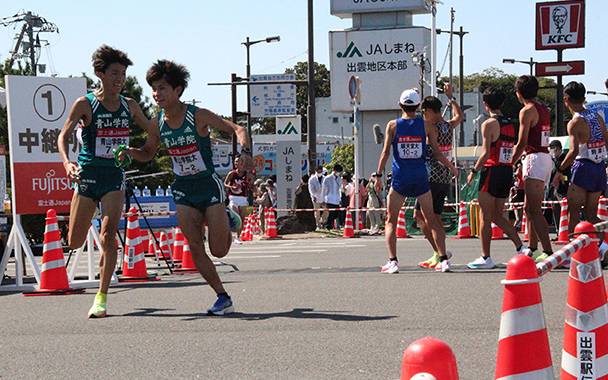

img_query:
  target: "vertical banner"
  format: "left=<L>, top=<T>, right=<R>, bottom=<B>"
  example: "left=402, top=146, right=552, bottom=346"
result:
left=0, top=145, right=6, bottom=204
left=276, top=115, right=301, bottom=216
left=5, top=75, right=86, bottom=215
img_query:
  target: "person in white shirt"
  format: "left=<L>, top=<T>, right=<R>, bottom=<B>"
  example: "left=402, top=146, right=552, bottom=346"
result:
left=308, top=165, right=327, bottom=229
left=321, top=164, right=343, bottom=229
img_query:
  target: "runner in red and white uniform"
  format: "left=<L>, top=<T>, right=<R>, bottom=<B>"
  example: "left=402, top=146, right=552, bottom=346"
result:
left=225, top=155, right=254, bottom=244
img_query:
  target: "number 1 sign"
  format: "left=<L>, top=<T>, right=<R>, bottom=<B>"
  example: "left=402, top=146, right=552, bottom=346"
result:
left=5, top=75, right=86, bottom=215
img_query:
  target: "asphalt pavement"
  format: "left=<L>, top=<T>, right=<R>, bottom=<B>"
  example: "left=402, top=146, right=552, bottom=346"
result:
left=0, top=233, right=576, bottom=379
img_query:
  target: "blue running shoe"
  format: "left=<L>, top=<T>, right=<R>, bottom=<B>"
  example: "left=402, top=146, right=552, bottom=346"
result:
left=226, top=207, right=242, bottom=233
left=207, top=295, right=235, bottom=316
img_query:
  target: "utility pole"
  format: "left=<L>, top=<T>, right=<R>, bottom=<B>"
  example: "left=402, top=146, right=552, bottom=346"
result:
left=307, top=0, right=317, bottom=174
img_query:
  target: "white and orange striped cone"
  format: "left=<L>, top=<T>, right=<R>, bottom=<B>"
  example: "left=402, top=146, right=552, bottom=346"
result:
left=495, top=254, right=553, bottom=379
left=599, top=196, right=608, bottom=222
left=556, top=198, right=570, bottom=244
left=145, top=232, right=157, bottom=257
left=491, top=222, right=507, bottom=240
left=357, top=212, right=364, bottom=231
left=452, top=201, right=474, bottom=239
left=520, top=211, right=527, bottom=234
left=174, top=238, right=198, bottom=273
left=140, top=230, right=149, bottom=254
left=561, top=221, right=608, bottom=379
left=253, top=212, right=260, bottom=235
left=342, top=208, right=356, bottom=238
left=401, top=337, right=459, bottom=380
left=118, top=207, right=160, bottom=282
left=172, top=227, right=184, bottom=263
left=241, top=215, right=253, bottom=241
left=158, top=231, right=173, bottom=261
left=523, top=218, right=530, bottom=242
left=23, top=209, right=85, bottom=296
left=396, top=206, right=410, bottom=239
left=262, top=207, right=281, bottom=239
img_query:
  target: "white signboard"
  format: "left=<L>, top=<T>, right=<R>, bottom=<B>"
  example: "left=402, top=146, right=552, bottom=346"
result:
left=212, top=144, right=232, bottom=175
left=275, top=115, right=301, bottom=141
left=5, top=75, right=86, bottom=215
left=331, top=0, right=432, bottom=18
left=330, top=27, right=431, bottom=112
left=276, top=140, right=300, bottom=216
left=250, top=74, right=296, bottom=118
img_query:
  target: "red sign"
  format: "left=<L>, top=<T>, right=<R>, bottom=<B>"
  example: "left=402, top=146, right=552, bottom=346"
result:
left=13, top=162, right=74, bottom=215
left=536, top=0, right=585, bottom=50
left=536, top=60, right=585, bottom=76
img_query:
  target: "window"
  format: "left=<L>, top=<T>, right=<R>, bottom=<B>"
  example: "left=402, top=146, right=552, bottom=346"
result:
left=332, top=117, right=339, bottom=124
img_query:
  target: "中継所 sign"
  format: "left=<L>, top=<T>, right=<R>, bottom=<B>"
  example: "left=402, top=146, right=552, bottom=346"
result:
left=5, top=75, right=86, bottom=215
left=330, top=27, right=430, bottom=112
left=536, top=0, right=585, bottom=50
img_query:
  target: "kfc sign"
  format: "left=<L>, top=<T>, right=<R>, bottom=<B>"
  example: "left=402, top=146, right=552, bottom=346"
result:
left=536, top=0, right=585, bottom=50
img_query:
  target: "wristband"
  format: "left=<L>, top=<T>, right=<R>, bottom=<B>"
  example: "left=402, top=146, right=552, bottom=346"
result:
left=471, top=168, right=478, bottom=174
left=114, top=145, right=132, bottom=168
left=556, top=166, right=564, bottom=174
left=376, top=173, right=382, bottom=178
left=242, top=147, right=252, bottom=154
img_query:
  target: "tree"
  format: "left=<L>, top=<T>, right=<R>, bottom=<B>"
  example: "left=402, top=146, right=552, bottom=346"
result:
left=327, top=143, right=354, bottom=175
left=285, top=61, right=331, bottom=135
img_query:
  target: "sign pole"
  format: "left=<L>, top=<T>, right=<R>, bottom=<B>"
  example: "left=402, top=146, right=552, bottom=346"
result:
left=556, top=49, right=565, bottom=136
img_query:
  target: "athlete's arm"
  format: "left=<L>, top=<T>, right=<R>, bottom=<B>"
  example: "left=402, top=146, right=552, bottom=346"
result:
left=376, top=120, right=396, bottom=193
left=467, top=118, right=496, bottom=186
left=58, top=97, right=90, bottom=183
left=444, top=83, right=463, bottom=128
left=195, top=108, right=253, bottom=171
left=554, top=117, right=582, bottom=187
left=512, top=104, right=538, bottom=164
left=425, top=120, right=458, bottom=178
left=121, top=99, right=160, bottom=162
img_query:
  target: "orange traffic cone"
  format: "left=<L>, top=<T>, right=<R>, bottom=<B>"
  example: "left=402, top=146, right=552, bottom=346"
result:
left=140, top=230, right=149, bottom=253
left=23, top=209, right=85, bottom=296
left=452, top=201, right=474, bottom=239
left=400, top=337, right=459, bottom=380
left=174, top=238, right=198, bottom=273
left=396, top=206, right=410, bottom=239
left=158, top=231, right=172, bottom=260
left=556, top=198, right=570, bottom=244
left=356, top=211, right=364, bottom=231
left=252, top=213, right=260, bottom=235
left=561, top=221, right=608, bottom=379
left=520, top=211, right=527, bottom=233
left=263, top=207, right=281, bottom=239
left=491, top=222, right=507, bottom=240
left=241, top=215, right=252, bottom=241
left=118, top=207, right=159, bottom=282
left=599, top=196, right=608, bottom=222
left=172, top=227, right=184, bottom=263
left=342, top=208, right=356, bottom=238
left=145, top=232, right=157, bottom=257
left=495, top=254, right=553, bottom=379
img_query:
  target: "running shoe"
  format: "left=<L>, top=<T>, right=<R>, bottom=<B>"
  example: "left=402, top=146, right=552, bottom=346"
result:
left=88, top=293, right=107, bottom=318
left=381, top=260, right=399, bottom=274
left=234, top=237, right=243, bottom=245
left=207, top=295, right=235, bottom=316
left=226, top=207, right=242, bottom=233
left=517, top=245, right=533, bottom=257
left=600, top=241, right=608, bottom=261
left=467, top=256, right=495, bottom=269
left=419, top=253, right=440, bottom=268
left=435, top=260, right=451, bottom=272
left=428, top=251, right=453, bottom=269
left=530, top=249, right=543, bottom=261
left=534, top=252, right=550, bottom=263
left=557, top=258, right=571, bottom=269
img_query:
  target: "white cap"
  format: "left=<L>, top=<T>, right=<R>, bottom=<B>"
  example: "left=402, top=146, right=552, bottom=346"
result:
left=399, top=89, right=421, bottom=106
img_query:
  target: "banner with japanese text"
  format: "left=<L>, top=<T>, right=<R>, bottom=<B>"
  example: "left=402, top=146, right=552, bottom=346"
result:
left=5, top=75, right=86, bottom=215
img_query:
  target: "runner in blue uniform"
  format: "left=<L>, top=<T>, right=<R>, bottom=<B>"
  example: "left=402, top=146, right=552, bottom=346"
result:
left=376, top=89, right=453, bottom=274
left=146, top=60, right=252, bottom=315
left=554, top=81, right=608, bottom=256
left=58, top=45, right=160, bottom=318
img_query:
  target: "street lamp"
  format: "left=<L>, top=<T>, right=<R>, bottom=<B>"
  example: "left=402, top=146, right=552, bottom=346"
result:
left=502, top=57, right=537, bottom=76
left=587, top=90, right=608, bottom=97
left=242, top=35, right=281, bottom=144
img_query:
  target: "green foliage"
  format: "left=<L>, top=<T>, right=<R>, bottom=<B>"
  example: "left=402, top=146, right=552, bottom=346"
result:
left=285, top=61, right=331, bottom=134
left=327, top=143, right=354, bottom=174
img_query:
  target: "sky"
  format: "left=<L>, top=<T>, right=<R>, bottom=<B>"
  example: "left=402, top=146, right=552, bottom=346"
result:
left=1, top=0, right=607, bottom=117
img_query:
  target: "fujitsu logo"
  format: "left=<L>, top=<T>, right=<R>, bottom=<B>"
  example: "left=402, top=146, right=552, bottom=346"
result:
left=32, top=169, right=72, bottom=195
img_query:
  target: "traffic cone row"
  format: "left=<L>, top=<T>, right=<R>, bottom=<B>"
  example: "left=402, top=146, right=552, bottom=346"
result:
left=495, top=254, right=553, bottom=379
left=118, top=207, right=159, bottom=282
left=396, top=206, right=410, bottom=239
left=172, top=227, right=184, bottom=263
left=241, top=215, right=253, bottom=241
left=263, top=207, right=280, bottom=239
left=452, top=201, right=474, bottom=239
left=556, top=198, right=570, bottom=244
left=561, top=222, right=608, bottom=379
left=342, top=208, right=355, bottom=238
left=174, top=238, right=198, bottom=273
left=23, top=209, right=85, bottom=296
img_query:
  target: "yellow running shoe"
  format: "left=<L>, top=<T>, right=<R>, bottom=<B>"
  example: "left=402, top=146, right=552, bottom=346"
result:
left=419, top=253, right=440, bottom=268
left=534, top=252, right=550, bottom=263
left=88, top=293, right=107, bottom=318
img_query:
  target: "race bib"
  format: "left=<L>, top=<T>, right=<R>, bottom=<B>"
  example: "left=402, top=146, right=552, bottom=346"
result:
left=397, top=136, right=422, bottom=159
left=498, top=140, right=514, bottom=164
left=95, top=128, right=129, bottom=158
left=541, top=124, right=550, bottom=147
left=168, top=143, right=207, bottom=176
left=439, top=144, right=452, bottom=162
left=588, top=141, right=607, bottom=163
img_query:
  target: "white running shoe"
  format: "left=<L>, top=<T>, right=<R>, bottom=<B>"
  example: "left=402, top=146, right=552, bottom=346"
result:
left=600, top=241, right=608, bottom=261
left=381, top=260, right=399, bottom=274
left=468, top=256, right=495, bottom=269
left=435, top=260, right=451, bottom=272
left=234, top=237, right=243, bottom=245
left=517, top=245, right=533, bottom=257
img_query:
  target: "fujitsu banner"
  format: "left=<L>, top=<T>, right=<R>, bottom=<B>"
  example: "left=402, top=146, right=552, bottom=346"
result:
left=330, top=27, right=431, bottom=112
left=5, top=75, right=86, bottom=215
left=536, top=0, right=585, bottom=50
